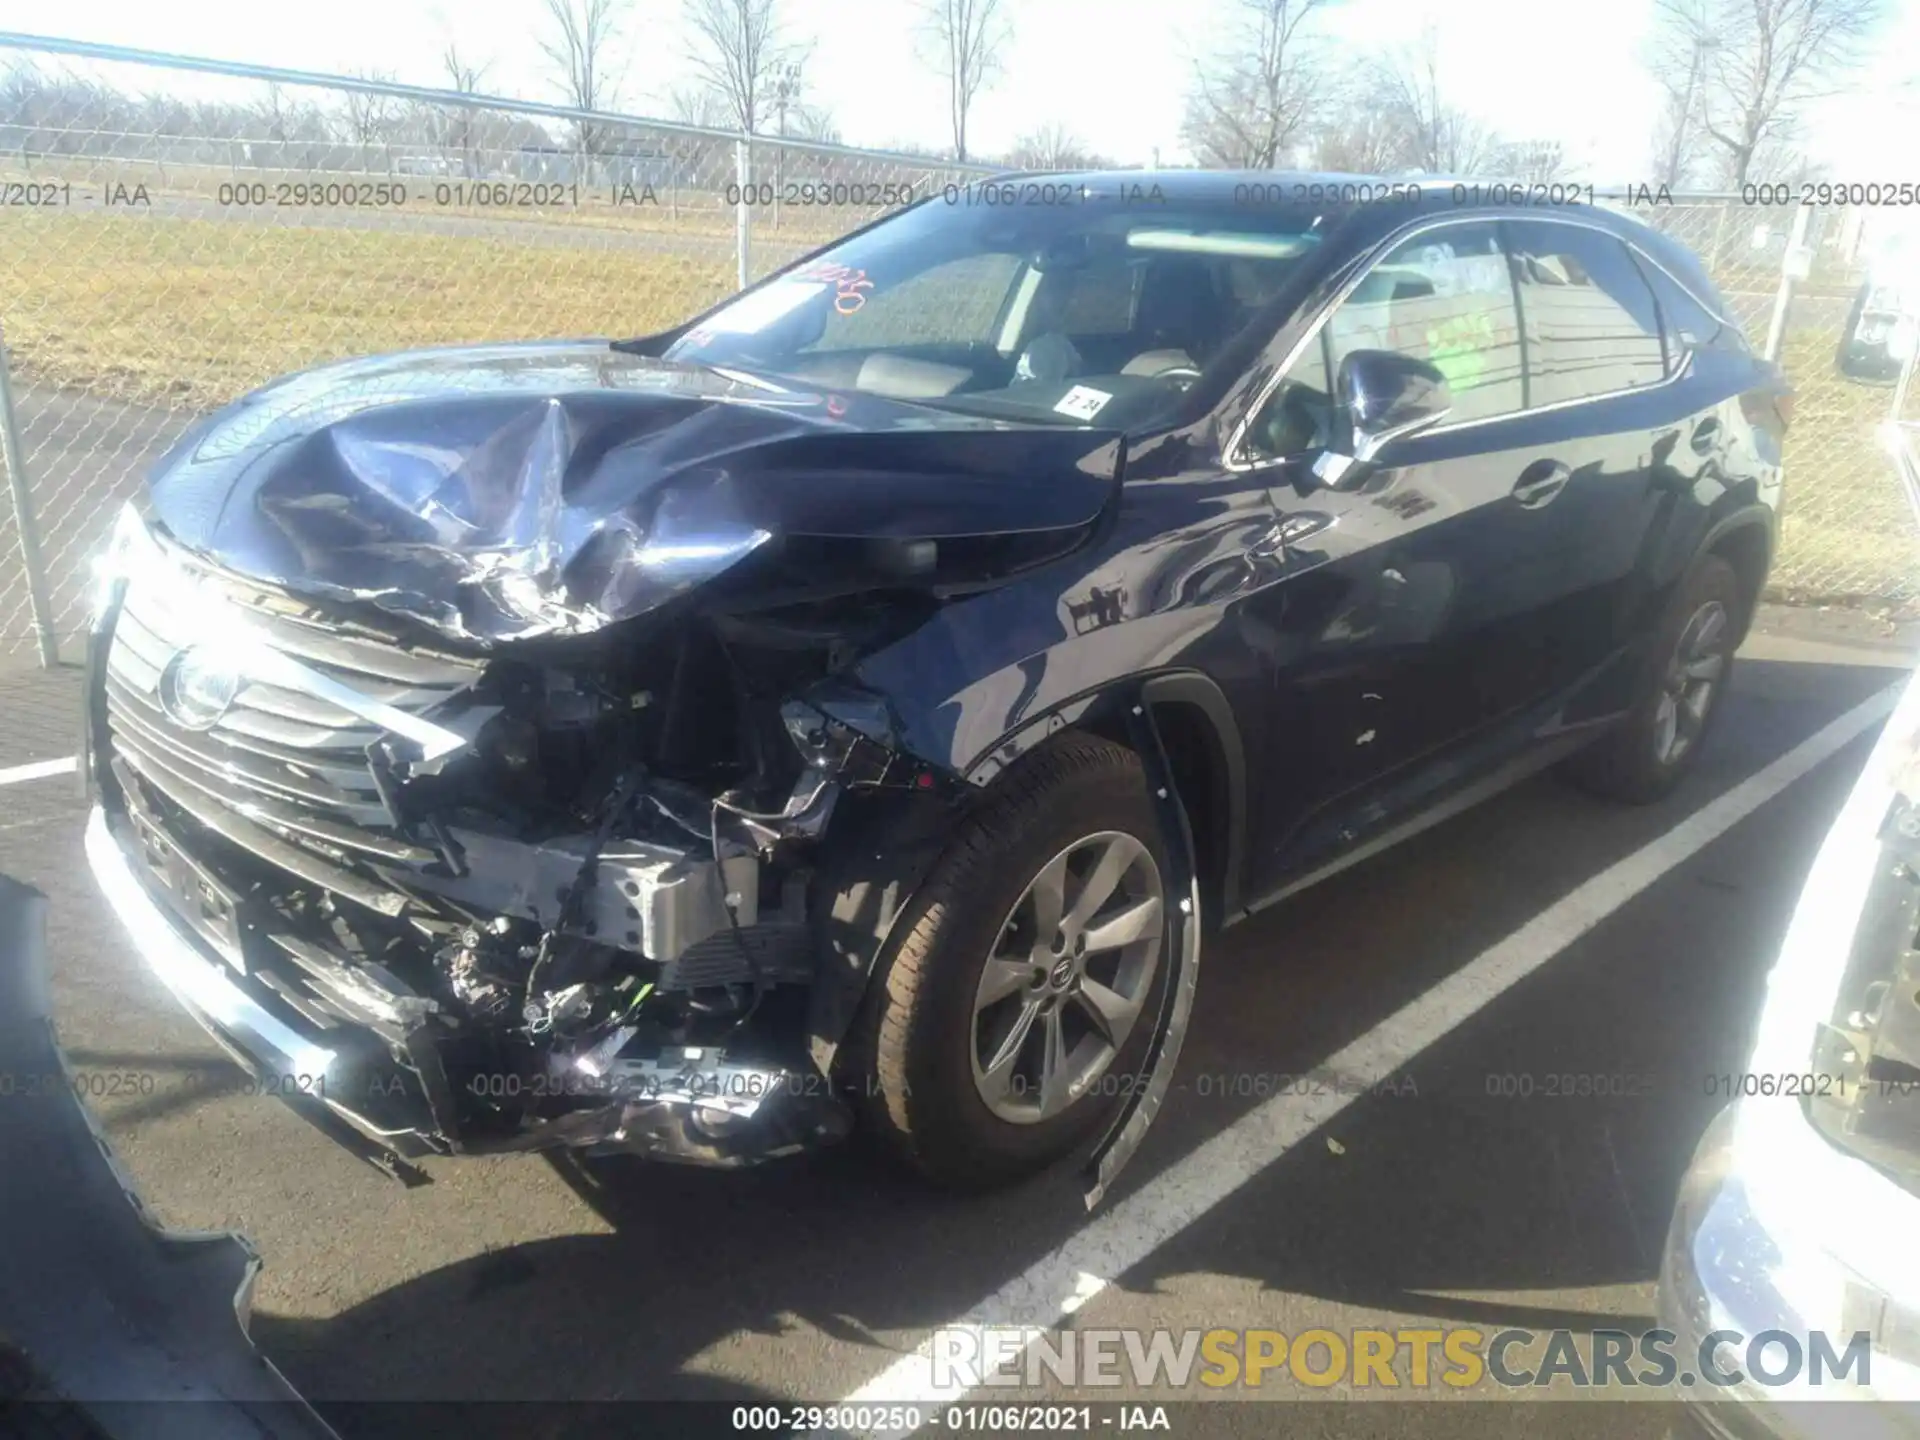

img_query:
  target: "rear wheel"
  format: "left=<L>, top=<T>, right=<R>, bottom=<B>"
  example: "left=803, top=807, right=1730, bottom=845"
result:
left=1563, top=554, right=1741, bottom=803
left=849, top=733, right=1172, bottom=1189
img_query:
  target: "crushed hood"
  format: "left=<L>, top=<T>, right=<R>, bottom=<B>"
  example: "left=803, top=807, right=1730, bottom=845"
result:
left=147, top=341, right=1123, bottom=643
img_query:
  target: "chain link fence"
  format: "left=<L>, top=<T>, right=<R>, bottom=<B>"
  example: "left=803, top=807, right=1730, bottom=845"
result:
left=0, top=37, right=991, bottom=663
left=1, top=35, right=1917, bottom=663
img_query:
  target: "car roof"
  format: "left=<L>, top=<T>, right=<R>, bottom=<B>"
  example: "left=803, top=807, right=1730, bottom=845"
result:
left=974, top=168, right=1643, bottom=229
left=976, top=167, right=1682, bottom=259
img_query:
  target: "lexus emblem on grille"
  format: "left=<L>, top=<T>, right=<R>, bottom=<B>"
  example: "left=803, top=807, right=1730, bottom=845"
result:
left=157, top=647, right=243, bottom=730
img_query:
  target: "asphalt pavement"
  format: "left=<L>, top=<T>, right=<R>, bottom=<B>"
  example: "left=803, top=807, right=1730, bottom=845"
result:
left=0, top=607, right=1913, bottom=1438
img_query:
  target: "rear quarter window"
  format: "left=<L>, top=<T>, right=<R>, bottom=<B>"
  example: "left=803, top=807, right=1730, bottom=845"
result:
left=1629, top=250, right=1750, bottom=361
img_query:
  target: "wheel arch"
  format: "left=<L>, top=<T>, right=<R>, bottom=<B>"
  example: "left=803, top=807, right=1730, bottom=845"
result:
left=808, top=668, right=1246, bottom=1076
left=962, top=669, right=1247, bottom=926
left=1699, top=505, right=1774, bottom=644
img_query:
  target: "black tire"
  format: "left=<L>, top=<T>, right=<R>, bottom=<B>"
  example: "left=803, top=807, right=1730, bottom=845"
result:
left=847, top=731, right=1174, bottom=1190
left=1562, top=554, right=1742, bottom=804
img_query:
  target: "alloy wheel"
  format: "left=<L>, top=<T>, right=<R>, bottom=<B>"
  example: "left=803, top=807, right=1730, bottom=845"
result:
left=969, top=831, right=1165, bottom=1125
left=1654, top=599, right=1729, bottom=766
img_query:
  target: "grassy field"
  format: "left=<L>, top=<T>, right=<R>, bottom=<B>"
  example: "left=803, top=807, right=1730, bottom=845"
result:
left=0, top=207, right=1912, bottom=609
left=1769, top=321, right=1920, bottom=606
left=0, top=210, right=739, bottom=407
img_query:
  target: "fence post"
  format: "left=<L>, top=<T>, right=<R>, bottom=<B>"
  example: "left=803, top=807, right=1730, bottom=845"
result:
left=1762, top=204, right=1813, bottom=363
left=734, top=135, right=751, bottom=291
left=0, top=321, right=58, bottom=669
left=1707, top=202, right=1731, bottom=275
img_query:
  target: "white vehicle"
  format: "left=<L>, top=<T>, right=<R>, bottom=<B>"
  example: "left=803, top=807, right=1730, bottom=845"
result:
left=1658, top=662, right=1920, bottom=1422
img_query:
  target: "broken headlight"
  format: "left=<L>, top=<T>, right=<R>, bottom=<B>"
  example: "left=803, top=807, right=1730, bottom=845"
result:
left=89, top=502, right=155, bottom=627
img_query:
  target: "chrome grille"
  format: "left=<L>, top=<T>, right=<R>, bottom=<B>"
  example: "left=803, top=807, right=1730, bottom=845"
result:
left=104, top=552, right=483, bottom=870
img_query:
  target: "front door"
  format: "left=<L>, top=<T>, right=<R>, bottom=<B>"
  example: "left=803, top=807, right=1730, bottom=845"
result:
left=1234, top=218, right=1609, bottom=895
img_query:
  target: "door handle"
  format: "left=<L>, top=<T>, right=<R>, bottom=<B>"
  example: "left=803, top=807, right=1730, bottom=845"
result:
left=1690, top=417, right=1722, bottom=455
left=1248, top=512, right=1333, bottom=559
left=1511, top=460, right=1571, bottom=509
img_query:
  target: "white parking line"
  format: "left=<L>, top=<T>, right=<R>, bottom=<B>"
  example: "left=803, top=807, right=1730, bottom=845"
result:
left=0, top=756, right=77, bottom=787
left=835, top=681, right=1905, bottom=1434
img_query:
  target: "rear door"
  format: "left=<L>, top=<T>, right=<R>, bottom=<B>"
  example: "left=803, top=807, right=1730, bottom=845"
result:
left=1494, top=217, right=1672, bottom=716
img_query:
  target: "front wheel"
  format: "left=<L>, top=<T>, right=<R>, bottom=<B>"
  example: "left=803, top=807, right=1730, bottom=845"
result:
left=1563, top=553, right=1741, bottom=804
left=849, top=733, right=1173, bottom=1189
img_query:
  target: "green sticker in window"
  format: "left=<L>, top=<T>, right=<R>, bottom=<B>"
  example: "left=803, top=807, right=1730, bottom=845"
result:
left=1424, top=311, right=1498, bottom=390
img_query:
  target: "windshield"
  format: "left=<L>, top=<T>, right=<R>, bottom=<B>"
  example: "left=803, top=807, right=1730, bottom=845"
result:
left=664, top=195, right=1328, bottom=427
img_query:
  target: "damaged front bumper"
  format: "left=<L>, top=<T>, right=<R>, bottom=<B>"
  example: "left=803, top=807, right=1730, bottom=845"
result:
left=81, top=496, right=1193, bottom=1203
left=83, top=804, right=851, bottom=1181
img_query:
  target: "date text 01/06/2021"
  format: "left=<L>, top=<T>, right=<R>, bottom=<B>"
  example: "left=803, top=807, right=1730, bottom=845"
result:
left=728, top=1404, right=1173, bottom=1433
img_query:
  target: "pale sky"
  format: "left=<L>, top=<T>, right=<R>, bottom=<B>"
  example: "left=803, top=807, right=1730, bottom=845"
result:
left=1, top=0, right=1915, bottom=180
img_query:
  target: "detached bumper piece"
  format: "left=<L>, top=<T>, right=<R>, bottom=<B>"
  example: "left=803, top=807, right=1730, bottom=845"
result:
left=0, top=873, right=338, bottom=1439
left=84, top=804, right=849, bottom=1180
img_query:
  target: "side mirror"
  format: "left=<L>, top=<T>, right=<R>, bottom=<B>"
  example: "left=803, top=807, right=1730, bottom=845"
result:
left=1310, top=350, right=1452, bottom=488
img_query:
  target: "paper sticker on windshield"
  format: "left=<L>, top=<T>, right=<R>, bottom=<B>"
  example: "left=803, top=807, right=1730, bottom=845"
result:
left=704, top=281, right=828, bottom=334
left=1054, top=385, right=1112, bottom=420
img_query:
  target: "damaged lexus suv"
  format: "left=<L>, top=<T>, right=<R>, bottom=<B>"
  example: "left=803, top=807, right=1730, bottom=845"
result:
left=82, top=172, right=1788, bottom=1199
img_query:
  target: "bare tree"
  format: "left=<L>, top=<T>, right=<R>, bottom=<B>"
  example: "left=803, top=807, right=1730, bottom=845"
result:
left=0, top=65, right=119, bottom=162
left=1645, top=27, right=1721, bottom=188
left=784, top=100, right=839, bottom=143
left=442, top=42, right=490, bottom=94
left=683, top=0, right=805, bottom=134
left=194, top=96, right=250, bottom=147
left=342, top=68, right=399, bottom=173
left=1649, top=70, right=1712, bottom=188
left=253, top=84, right=333, bottom=170
left=1649, top=0, right=1885, bottom=187
left=668, top=84, right=731, bottom=129
left=1181, top=0, right=1331, bottom=169
left=874, top=138, right=947, bottom=159
left=343, top=70, right=397, bottom=146
left=917, top=0, right=1009, bottom=163
left=1307, top=71, right=1406, bottom=174
left=1371, top=28, right=1501, bottom=174
left=1747, top=133, right=1828, bottom=185
left=258, top=82, right=290, bottom=147
left=538, top=0, right=632, bottom=155
left=1008, top=121, right=1103, bottom=170
left=441, top=43, right=491, bottom=178
left=1492, top=137, right=1573, bottom=182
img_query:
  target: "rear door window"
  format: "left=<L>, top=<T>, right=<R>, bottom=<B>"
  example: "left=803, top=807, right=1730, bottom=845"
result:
left=1506, top=221, right=1666, bottom=403
left=1324, top=222, right=1525, bottom=426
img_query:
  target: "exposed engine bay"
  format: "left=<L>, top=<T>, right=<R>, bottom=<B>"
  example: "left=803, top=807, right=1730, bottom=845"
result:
left=94, top=520, right=983, bottom=1178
